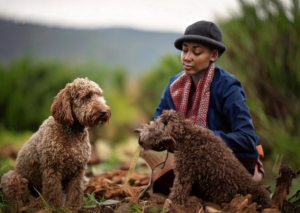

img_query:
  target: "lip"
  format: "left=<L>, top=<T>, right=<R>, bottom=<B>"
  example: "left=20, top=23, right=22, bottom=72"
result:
left=183, top=64, right=193, bottom=70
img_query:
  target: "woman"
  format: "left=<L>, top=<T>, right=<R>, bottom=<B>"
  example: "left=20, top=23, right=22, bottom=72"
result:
left=150, top=20, right=264, bottom=195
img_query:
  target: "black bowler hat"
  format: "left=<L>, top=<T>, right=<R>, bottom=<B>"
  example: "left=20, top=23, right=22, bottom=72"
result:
left=174, top=20, right=226, bottom=57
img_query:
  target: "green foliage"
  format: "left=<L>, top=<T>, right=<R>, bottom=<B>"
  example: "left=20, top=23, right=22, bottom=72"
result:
left=136, top=54, right=182, bottom=119
left=0, top=57, right=130, bottom=136
left=0, top=57, right=71, bottom=131
left=129, top=203, right=143, bottom=213
left=83, top=193, right=122, bottom=210
left=0, top=192, right=7, bottom=208
left=0, top=159, right=14, bottom=177
left=0, top=128, right=31, bottom=177
left=217, top=0, right=300, bottom=195
left=0, top=126, right=32, bottom=148
left=82, top=192, right=99, bottom=208
left=219, top=0, right=300, bottom=133
left=147, top=206, right=166, bottom=213
left=31, top=188, right=75, bottom=213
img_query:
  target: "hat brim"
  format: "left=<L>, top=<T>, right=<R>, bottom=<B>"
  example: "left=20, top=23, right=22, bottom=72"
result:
left=174, top=35, right=226, bottom=57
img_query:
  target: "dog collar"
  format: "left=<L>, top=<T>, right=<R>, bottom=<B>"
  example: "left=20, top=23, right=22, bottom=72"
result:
left=63, top=123, right=86, bottom=134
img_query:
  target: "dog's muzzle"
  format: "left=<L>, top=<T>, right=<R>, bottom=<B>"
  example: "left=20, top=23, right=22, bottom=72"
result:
left=98, top=109, right=111, bottom=125
left=138, top=138, right=166, bottom=152
left=153, top=141, right=166, bottom=152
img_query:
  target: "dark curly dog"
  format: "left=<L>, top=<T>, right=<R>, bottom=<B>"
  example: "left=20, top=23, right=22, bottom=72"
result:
left=135, top=110, right=272, bottom=209
left=1, top=77, right=111, bottom=208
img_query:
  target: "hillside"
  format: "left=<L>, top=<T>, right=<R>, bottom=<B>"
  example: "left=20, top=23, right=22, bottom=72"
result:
left=0, top=19, right=181, bottom=74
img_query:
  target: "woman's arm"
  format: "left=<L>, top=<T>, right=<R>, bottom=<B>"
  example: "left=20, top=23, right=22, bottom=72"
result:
left=209, top=75, right=259, bottom=157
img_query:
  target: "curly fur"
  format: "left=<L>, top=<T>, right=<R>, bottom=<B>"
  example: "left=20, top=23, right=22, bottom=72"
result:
left=135, top=110, right=272, bottom=209
left=0, top=77, right=111, bottom=208
left=1, top=170, right=29, bottom=207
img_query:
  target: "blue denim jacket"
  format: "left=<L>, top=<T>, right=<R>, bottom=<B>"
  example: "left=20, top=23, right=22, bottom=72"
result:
left=154, top=66, right=259, bottom=159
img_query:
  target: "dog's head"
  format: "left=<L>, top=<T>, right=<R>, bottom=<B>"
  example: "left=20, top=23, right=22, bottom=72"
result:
left=135, top=110, right=185, bottom=152
left=50, top=77, right=111, bottom=127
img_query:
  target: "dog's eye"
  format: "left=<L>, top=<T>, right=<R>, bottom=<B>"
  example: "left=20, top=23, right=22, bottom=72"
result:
left=84, top=93, right=91, bottom=100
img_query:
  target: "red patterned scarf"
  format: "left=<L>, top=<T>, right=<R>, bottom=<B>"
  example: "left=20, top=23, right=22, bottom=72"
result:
left=170, top=63, right=215, bottom=126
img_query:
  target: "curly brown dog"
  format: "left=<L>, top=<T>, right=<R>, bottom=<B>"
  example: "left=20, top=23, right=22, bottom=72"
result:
left=0, top=77, right=111, bottom=208
left=135, top=110, right=272, bottom=209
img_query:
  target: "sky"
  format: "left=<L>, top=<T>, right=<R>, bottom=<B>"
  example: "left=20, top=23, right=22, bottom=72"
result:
left=0, top=0, right=243, bottom=33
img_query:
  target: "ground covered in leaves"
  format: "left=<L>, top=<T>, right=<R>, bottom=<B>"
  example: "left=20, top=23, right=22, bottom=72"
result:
left=1, top=165, right=300, bottom=213
left=1, top=143, right=300, bottom=213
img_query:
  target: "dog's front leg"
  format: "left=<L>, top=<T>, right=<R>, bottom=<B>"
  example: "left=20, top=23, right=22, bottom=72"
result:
left=42, top=169, right=63, bottom=207
left=168, top=167, right=193, bottom=205
left=65, top=170, right=84, bottom=208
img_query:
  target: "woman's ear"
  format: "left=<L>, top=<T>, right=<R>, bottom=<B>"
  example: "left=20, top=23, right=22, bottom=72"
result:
left=210, top=49, right=219, bottom=62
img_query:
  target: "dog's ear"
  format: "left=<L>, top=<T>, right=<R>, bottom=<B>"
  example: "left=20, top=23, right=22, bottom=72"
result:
left=162, top=110, right=185, bottom=136
left=50, top=84, right=74, bottom=126
left=159, top=114, right=173, bottom=138
left=134, top=128, right=141, bottom=133
left=160, top=136, right=177, bottom=152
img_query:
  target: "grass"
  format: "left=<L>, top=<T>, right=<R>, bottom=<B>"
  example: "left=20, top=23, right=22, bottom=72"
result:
left=28, top=188, right=74, bottom=213
left=129, top=203, right=143, bottom=213
left=0, top=128, right=31, bottom=179
left=0, top=127, right=32, bottom=149
left=0, top=191, right=20, bottom=213
left=0, top=158, right=14, bottom=176
left=147, top=206, right=166, bottom=213
left=82, top=192, right=100, bottom=208
left=0, top=192, right=7, bottom=208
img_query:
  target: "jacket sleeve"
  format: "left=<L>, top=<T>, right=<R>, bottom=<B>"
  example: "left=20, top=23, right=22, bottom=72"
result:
left=154, top=88, right=168, bottom=119
left=211, top=76, right=259, bottom=157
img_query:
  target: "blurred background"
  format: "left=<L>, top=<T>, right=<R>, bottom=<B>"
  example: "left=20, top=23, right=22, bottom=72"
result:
left=0, top=0, right=299, bottom=198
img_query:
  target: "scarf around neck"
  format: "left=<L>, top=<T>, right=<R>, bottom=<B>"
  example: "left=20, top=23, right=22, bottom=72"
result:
left=170, top=63, right=215, bottom=126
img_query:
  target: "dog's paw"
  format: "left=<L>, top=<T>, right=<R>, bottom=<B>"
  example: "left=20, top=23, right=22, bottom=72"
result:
left=163, top=198, right=172, bottom=213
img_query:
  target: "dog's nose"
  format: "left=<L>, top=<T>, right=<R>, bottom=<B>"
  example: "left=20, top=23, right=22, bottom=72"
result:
left=152, top=142, right=165, bottom=152
left=100, top=110, right=107, bottom=116
left=137, top=136, right=143, bottom=146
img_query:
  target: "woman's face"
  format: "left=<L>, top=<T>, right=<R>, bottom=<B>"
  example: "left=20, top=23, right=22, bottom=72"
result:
left=181, top=41, right=218, bottom=75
